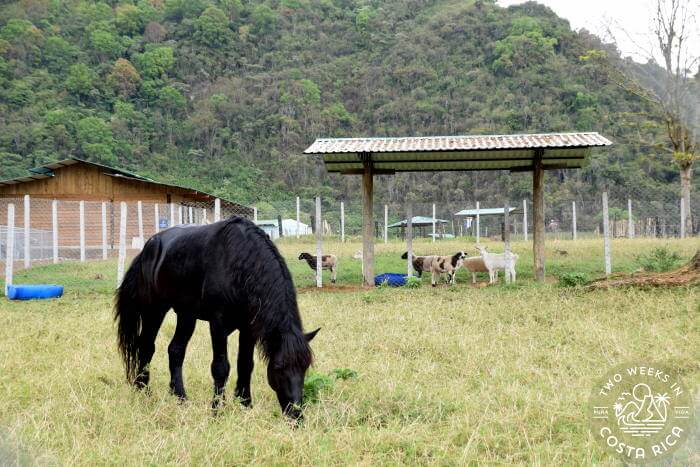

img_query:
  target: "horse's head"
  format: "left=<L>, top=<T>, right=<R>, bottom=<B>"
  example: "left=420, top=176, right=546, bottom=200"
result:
left=267, top=327, right=320, bottom=420
left=298, top=252, right=312, bottom=261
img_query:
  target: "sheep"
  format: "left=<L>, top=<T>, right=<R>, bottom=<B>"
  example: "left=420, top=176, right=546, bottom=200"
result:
left=462, top=255, right=489, bottom=284
left=429, top=251, right=467, bottom=287
left=298, top=252, right=338, bottom=283
left=475, top=245, right=518, bottom=284
left=400, top=252, right=436, bottom=278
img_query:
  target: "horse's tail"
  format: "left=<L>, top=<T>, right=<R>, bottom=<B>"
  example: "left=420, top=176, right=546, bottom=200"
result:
left=114, top=251, right=147, bottom=383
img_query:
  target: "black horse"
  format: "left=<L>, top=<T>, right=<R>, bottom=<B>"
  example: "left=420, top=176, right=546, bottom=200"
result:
left=115, top=217, right=319, bottom=420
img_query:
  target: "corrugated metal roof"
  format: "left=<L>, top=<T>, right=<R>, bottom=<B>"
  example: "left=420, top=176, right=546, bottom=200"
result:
left=455, top=207, right=521, bottom=217
left=388, top=216, right=449, bottom=228
left=304, top=132, right=612, bottom=154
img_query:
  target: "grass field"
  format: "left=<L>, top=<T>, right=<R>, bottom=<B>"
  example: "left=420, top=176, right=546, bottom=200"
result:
left=0, top=237, right=698, bottom=464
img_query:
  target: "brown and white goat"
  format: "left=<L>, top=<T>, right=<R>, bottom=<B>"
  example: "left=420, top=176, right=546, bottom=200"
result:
left=400, top=252, right=436, bottom=277
left=298, top=252, right=338, bottom=283
left=430, top=251, right=467, bottom=287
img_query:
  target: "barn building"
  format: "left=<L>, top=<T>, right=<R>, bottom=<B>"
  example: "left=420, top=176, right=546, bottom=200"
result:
left=0, top=158, right=251, bottom=261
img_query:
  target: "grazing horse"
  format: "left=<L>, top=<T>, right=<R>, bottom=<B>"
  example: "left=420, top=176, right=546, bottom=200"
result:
left=115, top=217, right=319, bottom=420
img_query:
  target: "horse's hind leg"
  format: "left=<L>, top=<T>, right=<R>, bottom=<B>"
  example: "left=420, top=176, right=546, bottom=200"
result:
left=168, top=312, right=196, bottom=400
left=209, top=321, right=230, bottom=411
left=134, top=306, right=168, bottom=390
left=234, top=331, right=254, bottom=407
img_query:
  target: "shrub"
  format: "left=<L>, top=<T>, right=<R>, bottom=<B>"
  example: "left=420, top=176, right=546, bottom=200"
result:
left=303, top=372, right=334, bottom=404
left=404, top=276, right=422, bottom=288
left=635, top=247, right=682, bottom=272
left=331, top=368, right=358, bottom=380
left=558, top=272, right=590, bottom=287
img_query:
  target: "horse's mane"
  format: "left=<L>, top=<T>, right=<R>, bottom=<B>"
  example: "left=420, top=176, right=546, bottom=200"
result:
left=219, top=217, right=313, bottom=369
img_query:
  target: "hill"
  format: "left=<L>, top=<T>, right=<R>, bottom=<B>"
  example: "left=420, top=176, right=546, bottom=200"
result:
left=0, top=0, right=695, bottom=214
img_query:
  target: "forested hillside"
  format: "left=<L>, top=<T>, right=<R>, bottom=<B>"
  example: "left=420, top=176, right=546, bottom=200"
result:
left=0, top=0, right=695, bottom=210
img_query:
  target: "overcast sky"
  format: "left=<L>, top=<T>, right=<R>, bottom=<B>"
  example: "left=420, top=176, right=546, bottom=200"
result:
left=497, top=0, right=699, bottom=65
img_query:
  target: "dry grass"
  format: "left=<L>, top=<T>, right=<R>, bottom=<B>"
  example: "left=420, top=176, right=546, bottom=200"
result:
left=0, top=237, right=698, bottom=465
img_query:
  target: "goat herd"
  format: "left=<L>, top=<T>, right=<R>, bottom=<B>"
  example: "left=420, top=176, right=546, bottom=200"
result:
left=299, top=246, right=519, bottom=286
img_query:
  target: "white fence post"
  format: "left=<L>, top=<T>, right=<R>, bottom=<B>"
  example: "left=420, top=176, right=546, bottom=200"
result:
left=214, top=198, right=221, bottom=222
left=406, top=204, right=413, bottom=275
left=178, top=206, right=183, bottom=225
left=170, top=203, right=176, bottom=227
left=202, top=208, right=207, bottom=224
left=117, top=202, right=127, bottom=286
left=253, top=207, right=258, bottom=223
left=627, top=198, right=634, bottom=239
left=315, top=196, right=322, bottom=288
left=384, top=204, right=388, bottom=243
left=602, top=192, right=611, bottom=275
left=154, top=204, right=160, bottom=233
left=23, top=195, right=30, bottom=269
left=188, top=206, right=193, bottom=224
left=340, top=201, right=345, bottom=242
left=52, top=200, right=59, bottom=264
left=137, top=201, right=144, bottom=242
left=680, top=197, right=686, bottom=241
left=296, top=196, right=300, bottom=239
left=523, top=199, right=528, bottom=241
left=101, top=202, right=108, bottom=260
left=504, top=201, right=511, bottom=283
left=5, top=204, right=15, bottom=295
left=432, top=203, right=436, bottom=242
left=79, top=200, right=86, bottom=262
left=475, top=201, right=480, bottom=243
left=572, top=201, right=577, bottom=241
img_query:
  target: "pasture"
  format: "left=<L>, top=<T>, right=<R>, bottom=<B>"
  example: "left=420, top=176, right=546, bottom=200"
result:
left=0, top=237, right=698, bottom=464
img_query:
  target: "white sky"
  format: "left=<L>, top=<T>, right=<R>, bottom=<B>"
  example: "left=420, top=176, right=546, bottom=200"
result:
left=497, top=0, right=700, bottom=64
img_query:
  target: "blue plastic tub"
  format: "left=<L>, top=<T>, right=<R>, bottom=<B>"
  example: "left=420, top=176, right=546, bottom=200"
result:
left=6, top=284, right=64, bottom=300
left=374, top=273, right=409, bottom=287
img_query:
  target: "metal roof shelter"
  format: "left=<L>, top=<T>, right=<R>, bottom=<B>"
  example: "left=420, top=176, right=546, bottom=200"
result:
left=388, top=216, right=449, bottom=228
left=455, top=207, right=521, bottom=217
left=305, top=132, right=612, bottom=286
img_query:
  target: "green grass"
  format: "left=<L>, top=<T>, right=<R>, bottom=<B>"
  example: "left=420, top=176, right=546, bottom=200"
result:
left=0, top=237, right=698, bottom=464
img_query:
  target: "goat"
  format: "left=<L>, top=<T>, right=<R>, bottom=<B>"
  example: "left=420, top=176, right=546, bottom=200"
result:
left=400, top=252, right=436, bottom=278
left=462, top=256, right=489, bottom=284
left=429, top=251, right=467, bottom=287
left=298, top=252, right=338, bottom=283
left=475, top=245, right=518, bottom=284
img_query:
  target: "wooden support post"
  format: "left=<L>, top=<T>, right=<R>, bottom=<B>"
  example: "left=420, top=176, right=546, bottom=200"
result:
left=315, top=197, right=322, bottom=288
left=476, top=201, right=480, bottom=244
left=340, top=201, right=345, bottom=242
left=572, top=201, right=577, bottom=240
left=170, top=203, right=176, bottom=227
left=602, top=192, right=611, bottom=275
left=154, top=204, right=160, bottom=233
left=79, top=200, right=86, bottom=262
left=296, top=196, right=300, bottom=238
left=680, top=197, right=686, bottom=239
left=214, top=198, right=221, bottom=222
left=117, top=202, right=127, bottom=286
left=5, top=204, right=15, bottom=295
left=406, top=204, right=414, bottom=275
left=52, top=200, right=59, bottom=264
left=23, top=195, right=30, bottom=269
left=523, top=199, right=528, bottom=241
left=361, top=159, right=374, bottom=287
left=384, top=204, right=388, bottom=243
left=504, top=201, right=512, bottom=283
left=137, top=201, right=144, bottom=242
left=533, top=150, right=545, bottom=281
left=627, top=198, right=634, bottom=239
left=101, top=202, right=108, bottom=260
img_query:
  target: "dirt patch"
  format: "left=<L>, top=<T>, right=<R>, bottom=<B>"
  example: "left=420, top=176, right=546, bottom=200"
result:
left=586, top=250, right=700, bottom=290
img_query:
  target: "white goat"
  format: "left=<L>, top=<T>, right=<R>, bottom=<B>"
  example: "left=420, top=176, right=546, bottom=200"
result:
left=475, top=245, right=518, bottom=284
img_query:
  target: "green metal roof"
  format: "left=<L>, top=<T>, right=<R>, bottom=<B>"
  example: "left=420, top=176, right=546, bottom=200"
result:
left=388, top=216, right=449, bottom=228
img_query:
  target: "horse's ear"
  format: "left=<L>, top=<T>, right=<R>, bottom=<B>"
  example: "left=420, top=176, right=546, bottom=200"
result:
left=305, top=327, right=321, bottom=342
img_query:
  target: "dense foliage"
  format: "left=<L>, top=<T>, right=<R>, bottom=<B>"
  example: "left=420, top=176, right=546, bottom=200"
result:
left=0, top=0, right=696, bottom=210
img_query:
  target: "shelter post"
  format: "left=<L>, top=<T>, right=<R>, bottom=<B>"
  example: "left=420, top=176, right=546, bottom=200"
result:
left=315, top=197, right=322, bottom=288
left=361, top=156, right=374, bottom=287
left=533, top=149, right=545, bottom=281
left=603, top=192, right=611, bottom=275
left=406, top=203, right=413, bottom=275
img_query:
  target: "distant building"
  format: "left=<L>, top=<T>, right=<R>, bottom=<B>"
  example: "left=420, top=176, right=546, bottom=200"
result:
left=256, top=219, right=312, bottom=239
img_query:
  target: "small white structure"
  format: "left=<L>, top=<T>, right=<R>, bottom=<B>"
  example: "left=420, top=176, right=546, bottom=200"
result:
left=256, top=218, right=312, bottom=239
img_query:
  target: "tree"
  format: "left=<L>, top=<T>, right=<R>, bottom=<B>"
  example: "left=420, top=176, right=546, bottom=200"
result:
left=90, top=29, right=124, bottom=60
left=134, top=46, right=175, bottom=79
left=76, top=116, right=115, bottom=163
left=107, top=58, right=141, bottom=97
left=65, top=63, right=94, bottom=100
left=194, top=6, right=231, bottom=48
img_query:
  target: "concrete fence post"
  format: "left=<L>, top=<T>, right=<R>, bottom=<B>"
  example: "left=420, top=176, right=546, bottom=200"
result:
left=602, top=192, right=611, bottom=275
left=315, top=196, right=322, bottom=288
left=170, top=203, right=176, bottom=227
left=253, top=207, right=258, bottom=223
left=101, top=202, right=108, bottom=260
left=214, top=198, right=221, bottom=222
left=79, top=200, right=86, bottom=262
left=406, top=204, right=413, bottom=275
left=188, top=206, right=193, bottom=224
left=504, top=201, right=512, bottom=283
left=52, top=200, right=59, bottom=264
left=5, top=203, right=15, bottom=295
left=475, top=201, right=480, bottom=243
left=523, top=199, right=528, bottom=241
left=384, top=204, right=388, bottom=243
left=627, top=198, right=634, bottom=239
left=154, top=204, right=160, bottom=233
left=23, top=195, right=30, bottom=268
left=340, top=201, right=345, bottom=242
left=572, top=201, right=577, bottom=241
left=137, top=201, right=144, bottom=242
left=432, top=203, right=436, bottom=242
left=296, top=196, right=300, bottom=239
left=178, top=206, right=183, bottom=225
left=117, top=202, right=128, bottom=286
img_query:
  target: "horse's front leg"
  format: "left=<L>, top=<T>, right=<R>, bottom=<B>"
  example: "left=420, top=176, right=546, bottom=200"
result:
left=234, top=331, right=255, bottom=407
left=209, top=322, right=230, bottom=410
left=168, top=312, right=196, bottom=400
